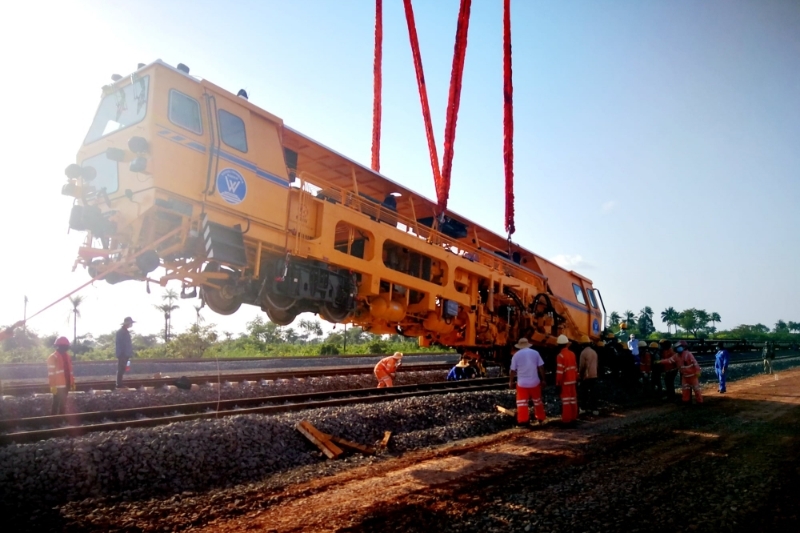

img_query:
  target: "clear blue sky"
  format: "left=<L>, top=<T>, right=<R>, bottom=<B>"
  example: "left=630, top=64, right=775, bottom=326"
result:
left=0, top=0, right=798, bottom=339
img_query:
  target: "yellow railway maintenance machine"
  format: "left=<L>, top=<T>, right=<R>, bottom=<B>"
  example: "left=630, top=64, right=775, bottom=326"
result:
left=64, top=60, right=604, bottom=358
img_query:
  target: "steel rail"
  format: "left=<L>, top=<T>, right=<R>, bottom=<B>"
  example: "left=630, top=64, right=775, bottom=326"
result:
left=0, top=377, right=508, bottom=444
left=0, top=362, right=453, bottom=396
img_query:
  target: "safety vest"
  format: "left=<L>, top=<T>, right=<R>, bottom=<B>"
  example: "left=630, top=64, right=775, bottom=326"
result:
left=47, top=351, right=73, bottom=388
left=660, top=350, right=678, bottom=371
left=375, top=356, right=400, bottom=376
left=640, top=352, right=652, bottom=373
left=556, top=349, right=578, bottom=387
left=678, top=350, right=700, bottom=379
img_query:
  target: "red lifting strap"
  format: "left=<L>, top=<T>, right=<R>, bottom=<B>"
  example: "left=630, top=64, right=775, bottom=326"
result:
left=402, top=0, right=471, bottom=214
left=503, top=0, right=515, bottom=235
left=440, top=0, right=472, bottom=214
left=402, top=0, right=442, bottom=205
left=371, top=0, right=383, bottom=172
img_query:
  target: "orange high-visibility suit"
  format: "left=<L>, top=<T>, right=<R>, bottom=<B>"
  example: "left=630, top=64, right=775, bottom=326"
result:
left=556, top=347, right=579, bottom=423
left=47, top=350, right=74, bottom=415
left=374, top=356, right=401, bottom=388
left=679, top=349, right=703, bottom=404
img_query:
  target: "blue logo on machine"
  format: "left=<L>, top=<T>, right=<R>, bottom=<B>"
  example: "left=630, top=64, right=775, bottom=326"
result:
left=216, top=168, right=247, bottom=205
left=592, top=319, right=600, bottom=333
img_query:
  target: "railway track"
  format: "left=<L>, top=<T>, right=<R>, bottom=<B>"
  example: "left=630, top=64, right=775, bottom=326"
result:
left=0, top=377, right=508, bottom=445
left=0, top=362, right=453, bottom=396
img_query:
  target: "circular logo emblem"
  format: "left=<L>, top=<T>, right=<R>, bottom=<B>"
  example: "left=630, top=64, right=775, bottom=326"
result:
left=592, top=319, right=600, bottom=333
left=216, top=168, right=247, bottom=205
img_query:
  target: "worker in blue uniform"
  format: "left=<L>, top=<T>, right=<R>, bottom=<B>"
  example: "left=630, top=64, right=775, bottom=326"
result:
left=714, top=342, right=730, bottom=393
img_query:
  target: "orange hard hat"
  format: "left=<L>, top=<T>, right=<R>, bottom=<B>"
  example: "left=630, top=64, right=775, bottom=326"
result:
left=54, top=336, right=70, bottom=347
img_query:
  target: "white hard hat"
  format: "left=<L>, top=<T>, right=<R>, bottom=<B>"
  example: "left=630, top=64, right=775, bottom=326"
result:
left=556, top=334, right=569, bottom=345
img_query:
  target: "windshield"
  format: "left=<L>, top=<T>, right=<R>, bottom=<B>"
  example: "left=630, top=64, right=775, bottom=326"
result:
left=84, top=75, right=149, bottom=144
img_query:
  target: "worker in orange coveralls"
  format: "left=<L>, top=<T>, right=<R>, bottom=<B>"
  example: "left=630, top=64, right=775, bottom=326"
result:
left=676, top=340, right=703, bottom=405
left=47, top=337, right=75, bottom=415
left=374, top=352, right=403, bottom=388
left=555, top=334, right=579, bottom=424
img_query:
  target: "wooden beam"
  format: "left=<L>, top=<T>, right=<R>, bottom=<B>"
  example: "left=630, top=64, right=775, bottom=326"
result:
left=496, top=405, right=517, bottom=417
left=296, top=421, right=343, bottom=459
left=380, top=430, right=392, bottom=449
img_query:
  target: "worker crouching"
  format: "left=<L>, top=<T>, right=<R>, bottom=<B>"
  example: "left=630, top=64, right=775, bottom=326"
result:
left=374, top=352, right=403, bottom=388
left=509, top=338, right=546, bottom=425
left=47, top=337, right=75, bottom=415
left=556, top=335, right=579, bottom=424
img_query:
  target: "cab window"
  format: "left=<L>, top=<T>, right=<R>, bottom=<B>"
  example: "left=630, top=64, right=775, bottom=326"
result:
left=587, top=289, right=598, bottom=308
left=572, top=284, right=587, bottom=305
left=218, top=109, right=247, bottom=152
left=169, top=90, right=202, bottom=134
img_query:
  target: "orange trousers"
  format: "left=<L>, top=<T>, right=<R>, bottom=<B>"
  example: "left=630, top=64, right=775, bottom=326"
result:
left=681, top=376, right=703, bottom=403
left=561, top=384, right=578, bottom=423
left=516, top=385, right=545, bottom=424
left=375, top=369, right=394, bottom=388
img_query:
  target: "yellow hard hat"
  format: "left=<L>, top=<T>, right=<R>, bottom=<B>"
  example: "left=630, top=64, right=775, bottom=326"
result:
left=649, top=342, right=659, bottom=349
left=620, top=322, right=628, bottom=330
left=596, top=340, right=606, bottom=347
left=579, top=335, right=590, bottom=343
left=556, top=334, right=570, bottom=345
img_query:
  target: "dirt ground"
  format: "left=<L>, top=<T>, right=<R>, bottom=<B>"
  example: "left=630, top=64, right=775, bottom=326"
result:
left=197, top=369, right=800, bottom=533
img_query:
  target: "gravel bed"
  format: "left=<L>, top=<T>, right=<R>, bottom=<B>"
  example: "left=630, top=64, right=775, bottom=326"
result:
left=0, top=369, right=498, bottom=420
left=0, top=387, right=530, bottom=511
left=2, top=357, right=798, bottom=532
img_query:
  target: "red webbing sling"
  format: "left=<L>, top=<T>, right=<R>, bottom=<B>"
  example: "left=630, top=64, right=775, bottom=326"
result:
left=402, top=0, right=471, bottom=214
left=440, top=0, right=472, bottom=214
left=503, top=0, right=515, bottom=235
left=371, top=0, right=383, bottom=172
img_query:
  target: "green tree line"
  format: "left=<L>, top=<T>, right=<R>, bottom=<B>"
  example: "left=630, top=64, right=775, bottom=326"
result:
left=608, top=307, right=799, bottom=342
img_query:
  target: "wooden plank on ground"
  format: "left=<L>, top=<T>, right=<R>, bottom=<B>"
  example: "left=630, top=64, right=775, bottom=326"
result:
left=380, top=431, right=392, bottom=449
left=496, top=405, right=517, bottom=417
left=327, top=435, right=376, bottom=455
left=296, top=421, right=343, bottom=459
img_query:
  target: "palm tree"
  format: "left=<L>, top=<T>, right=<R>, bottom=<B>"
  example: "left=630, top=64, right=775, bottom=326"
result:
left=661, top=307, right=679, bottom=334
left=298, top=318, right=323, bottom=342
left=695, top=310, right=711, bottom=334
left=710, top=312, right=721, bottom=334
left=193, top=304, right=205, bottom=326
left=638, top=306, right=655, bottom=337
left=155, top=289, right=180, bottom=342
left=609, top=312, right=621, bottom=328
left=787, top=321, right=800, bottom=334
left=68, top=295, right=85, bottom=348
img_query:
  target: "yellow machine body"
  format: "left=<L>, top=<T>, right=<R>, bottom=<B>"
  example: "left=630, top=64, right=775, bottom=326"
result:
left=67, top=60, right=604, bottom=354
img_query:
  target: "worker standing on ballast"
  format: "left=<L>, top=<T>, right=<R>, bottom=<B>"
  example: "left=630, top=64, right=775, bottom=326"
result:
left=578, top=336, right=598, bottom=412
left=762, top=341, right=775, bottom=374
left=47, top=337, right=74, bottom=415
left=509, top=338, right=546, bottom=426
left=555, top=335, right=579, bottom=425
left=374, top=352, right=403, bottom=388
left=676, top=340, right=703, bottom=405
left=714, top=342, right=730, bottom=393
left=115, top=317, right=135, bottom=388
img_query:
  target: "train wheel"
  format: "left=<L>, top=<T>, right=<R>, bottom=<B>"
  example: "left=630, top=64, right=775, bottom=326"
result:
left=201, top=285, right=242, bottom=315
left=265, top=306, right=297, bottom=326
left=319, top=302, right=351, bottom=323
left=263, top=292, right=297, bottom=312
left=201, top=263, right=242, bottom=315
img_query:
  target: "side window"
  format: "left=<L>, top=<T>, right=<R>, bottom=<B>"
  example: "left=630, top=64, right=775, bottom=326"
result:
left=572, top=283, right=587, bottom=305
left=168, top=90, right=203, bottom=134
left=587, top=289, right=598, bottom=308
left=218, top=109, right=247, bottom=152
